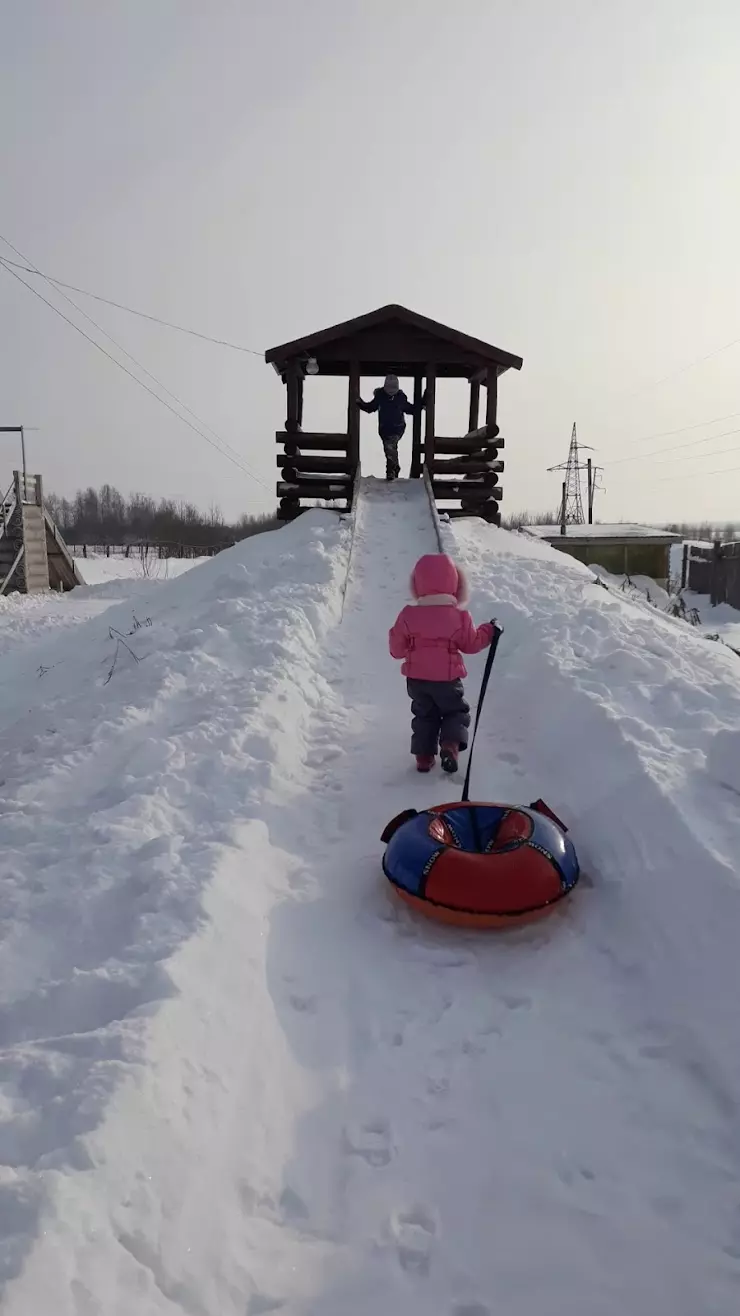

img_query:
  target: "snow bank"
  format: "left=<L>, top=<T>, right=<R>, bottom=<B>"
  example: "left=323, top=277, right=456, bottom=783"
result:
left=585, top=563, right=672, bottom=610
left=0, top=511, right=349, bottom=1310
left=451, top=517, right=740, bottom=1073
left=683, top=592, right=740, bottom=651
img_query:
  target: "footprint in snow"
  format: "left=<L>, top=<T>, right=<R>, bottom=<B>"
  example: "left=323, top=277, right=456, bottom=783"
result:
left=343, top=1118, right=394, bottom=1166
left=391, top=1205, right=438, bottom=1276
left=501, top=993, right=532, bottom=1011
left=289, top=994, right=318, bottom=1014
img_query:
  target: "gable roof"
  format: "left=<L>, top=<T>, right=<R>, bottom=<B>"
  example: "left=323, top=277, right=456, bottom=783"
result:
left=265, top=303, right=523, bottom=379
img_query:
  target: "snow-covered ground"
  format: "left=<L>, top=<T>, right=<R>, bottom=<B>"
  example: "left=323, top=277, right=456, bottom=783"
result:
left=685, top=594, right=740, bottom=650
left=74, top=552, right=208, bottom=588
left=590, top=552, right=740, bottom=651
left=2, top=480, right=740, bottom=1314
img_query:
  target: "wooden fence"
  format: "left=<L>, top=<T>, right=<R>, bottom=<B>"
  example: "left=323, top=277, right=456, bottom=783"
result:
left=684, top=541, right=740, bottom=608
left=68, top=540, right=231, bottom=560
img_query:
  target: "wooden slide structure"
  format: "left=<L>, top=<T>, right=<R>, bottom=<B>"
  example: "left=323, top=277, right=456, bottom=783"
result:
left=0, top=471, right=82, bottom=596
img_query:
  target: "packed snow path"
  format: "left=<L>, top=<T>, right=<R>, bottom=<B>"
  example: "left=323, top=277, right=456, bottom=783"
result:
left=2, top=481, right=740, bottom=1314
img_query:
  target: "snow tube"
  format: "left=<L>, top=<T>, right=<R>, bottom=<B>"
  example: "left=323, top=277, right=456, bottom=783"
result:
left=381, top=800, right=579, bottom=928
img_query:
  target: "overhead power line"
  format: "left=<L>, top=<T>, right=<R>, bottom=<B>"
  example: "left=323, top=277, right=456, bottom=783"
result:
left=0, top=234, right=260, bottom=480
left=658, top=460, right=740, bottom=482
left=0, top=232, right=269, bottom=491
left=650, top=441, right=740, bottom=467
left=621, top=409, right=740, bottom=446
left=607, top=424, right=740, bottom=466
left=584, top=331, right=740, bottom=434
left=0, top=258, right=270, bottom=491
left=0, top=255, right=264, bottom=356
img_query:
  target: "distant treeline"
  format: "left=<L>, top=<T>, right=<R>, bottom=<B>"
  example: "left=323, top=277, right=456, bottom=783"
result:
left=663, top=521, right=737, bottom=543
left=45, top=484, right=277, bottom=548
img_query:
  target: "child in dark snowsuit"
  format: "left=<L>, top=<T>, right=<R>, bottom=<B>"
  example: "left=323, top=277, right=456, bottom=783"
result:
left=358, top=374, right=425, bottom=480
left=388, top=553, right=494, bottom=774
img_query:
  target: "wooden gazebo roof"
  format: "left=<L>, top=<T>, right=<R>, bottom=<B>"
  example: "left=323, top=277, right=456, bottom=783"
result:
left=265, top=303, right=523, bottom=380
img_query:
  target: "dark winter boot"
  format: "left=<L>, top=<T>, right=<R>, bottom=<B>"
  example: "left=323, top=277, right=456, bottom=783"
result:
left=416, top=754, right=436, bottom=773
left=440, top=743, right=459, bottom=774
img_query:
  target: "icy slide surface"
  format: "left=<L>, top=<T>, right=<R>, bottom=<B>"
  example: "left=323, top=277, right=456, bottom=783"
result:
left=1, top=478, right=740, bottom=1315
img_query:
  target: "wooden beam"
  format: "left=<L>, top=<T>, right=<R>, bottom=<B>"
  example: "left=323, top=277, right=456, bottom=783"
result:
left=485, top=366, right=498, bottom=431
left=430, top=459, right=503, bottom=476
left=296, top=374, right=304, bottom=428
left=468, top=379, right=480, bottom=433
left=424, top=364, right=437, bottom=472
left=278, top=455, right=352, bottom=475
left=465, top=422, right=500, bottom=441
left=277, top=478, right=352, bottom=499
left=276, top=431, right=348, bottom=451
left=431, top=481, right=503, bottom=501
left=445, top=506, right=501, bottom=522
left=424, top=438, right=504, bottom=455
left=285, top=360, right=302, bottom=434
left=411, top=374, right=423, bottom=479
left=348, top=361, right=360, bottom=470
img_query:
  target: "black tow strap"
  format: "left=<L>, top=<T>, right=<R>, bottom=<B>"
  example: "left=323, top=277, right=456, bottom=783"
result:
left=461, top=622, right=503, bottom=804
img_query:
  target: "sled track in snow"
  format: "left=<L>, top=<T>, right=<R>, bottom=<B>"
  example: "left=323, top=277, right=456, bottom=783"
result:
left=341, top=472, right=441, bottom=619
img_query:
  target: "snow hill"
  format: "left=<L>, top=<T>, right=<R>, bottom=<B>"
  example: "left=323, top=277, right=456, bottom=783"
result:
left=1, top=477, right=740, bottom=1315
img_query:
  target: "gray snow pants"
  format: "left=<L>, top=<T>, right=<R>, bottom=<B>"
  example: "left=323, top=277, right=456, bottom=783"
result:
left=406, top=678, right=471, bottom=757
left=381, top=435, right=400, bottom=470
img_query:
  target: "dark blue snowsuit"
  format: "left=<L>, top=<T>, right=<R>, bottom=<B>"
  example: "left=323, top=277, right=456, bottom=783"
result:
left=358, top=387, right=423, bottom=475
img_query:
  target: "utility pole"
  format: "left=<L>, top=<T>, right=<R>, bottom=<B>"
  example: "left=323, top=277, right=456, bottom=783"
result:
left=548, top=423, right=603, bottom=526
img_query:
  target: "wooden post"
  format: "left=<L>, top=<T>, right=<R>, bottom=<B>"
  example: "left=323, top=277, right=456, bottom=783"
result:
left=560, top=483, right=566, bottom=535
left=468, top=379, right=480, bottom=434
left=296, top=374, right=304, bottom=429
left=681, top=542, right=689, bottom=590
left=347, top=361, right=360, bottom=470
left=711, top=539, right=723, bottom=607
left=485, top=366, right=498, bottom=432
left=587, top=458, right=593, bottom=524
left=411, top=374, right=423, bottom=478
left=285, top=360, right=301, bottom=434
left=424, top=364, right=437, bottom=473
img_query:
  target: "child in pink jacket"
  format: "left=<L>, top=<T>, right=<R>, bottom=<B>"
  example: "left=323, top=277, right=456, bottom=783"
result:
left=389, top=553, right=494, bottom=774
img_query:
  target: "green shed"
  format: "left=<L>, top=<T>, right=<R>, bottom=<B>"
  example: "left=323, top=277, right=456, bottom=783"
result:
left=524, top=524, right=681, bottom=587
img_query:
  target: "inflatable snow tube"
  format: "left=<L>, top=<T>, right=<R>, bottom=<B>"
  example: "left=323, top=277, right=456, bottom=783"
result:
left=381, top=801, right=579, bottom=928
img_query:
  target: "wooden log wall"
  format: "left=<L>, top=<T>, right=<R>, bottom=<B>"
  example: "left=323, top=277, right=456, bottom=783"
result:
left=420, top=369, right=505, bottom=523
left=276, top=431, right=354, bottom=520
left=424, top=416, right=505, bottom=525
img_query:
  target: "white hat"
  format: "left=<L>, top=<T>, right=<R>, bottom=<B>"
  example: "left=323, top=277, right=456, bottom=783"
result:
left=384, top=374, right=400, bottom=394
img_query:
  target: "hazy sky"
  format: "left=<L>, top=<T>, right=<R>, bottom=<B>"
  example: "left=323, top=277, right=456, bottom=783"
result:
left=3, top=0, right=740, bottom=525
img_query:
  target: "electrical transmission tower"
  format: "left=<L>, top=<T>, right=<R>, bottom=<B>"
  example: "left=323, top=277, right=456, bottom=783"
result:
left=548, top=423, right=602, bottom=525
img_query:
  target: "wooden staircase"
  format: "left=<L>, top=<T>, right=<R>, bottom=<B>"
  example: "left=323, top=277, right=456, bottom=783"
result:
left=0, top=472, right=82, bottom=595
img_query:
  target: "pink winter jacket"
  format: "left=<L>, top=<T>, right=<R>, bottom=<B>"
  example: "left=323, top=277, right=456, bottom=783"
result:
left=388, top=553, right=494, bottom=682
